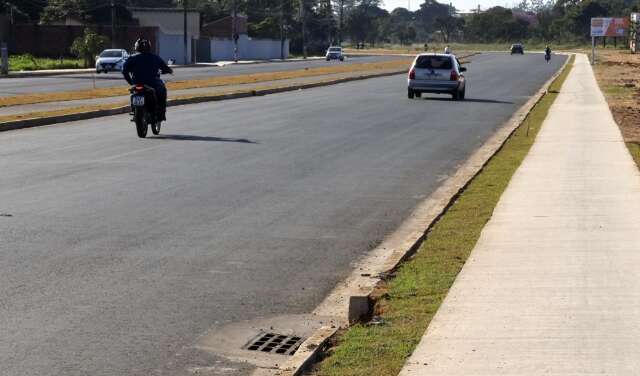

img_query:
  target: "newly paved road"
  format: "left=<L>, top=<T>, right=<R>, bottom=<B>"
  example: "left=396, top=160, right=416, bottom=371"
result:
left=0, top=53, right=565, bottom=376
left=0, top=55, right=399, bottom=97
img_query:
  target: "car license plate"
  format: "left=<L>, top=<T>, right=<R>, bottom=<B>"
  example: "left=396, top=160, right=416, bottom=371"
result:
left=132, top=95, right=145, bottom=106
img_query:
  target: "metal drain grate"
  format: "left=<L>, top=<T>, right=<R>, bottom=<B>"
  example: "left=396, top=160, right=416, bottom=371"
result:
left=243, top=332, right=305, bottom=355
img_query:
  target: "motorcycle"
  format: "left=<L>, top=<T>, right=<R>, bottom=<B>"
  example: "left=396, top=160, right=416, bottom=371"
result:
left=129, top=84, right=161, bottom=138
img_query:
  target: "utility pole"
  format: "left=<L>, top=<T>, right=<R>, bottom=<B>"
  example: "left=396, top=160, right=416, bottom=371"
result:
left=111, top=0, right=116, bottom=48
left=280, top=0, right=285, bottom=60
left=326, top=0, right=332, bottom=46
left=183, top=0, right=188, bottom=65
left=338, top=0, right=343, bottom=44
left=300, top=0, right=307, bottom=59
left=232, top=0, right=239, bottom=62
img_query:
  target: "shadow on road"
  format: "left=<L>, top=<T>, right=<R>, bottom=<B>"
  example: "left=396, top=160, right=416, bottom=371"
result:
left=58, top=75, right=124, bottom=81
left=150, top=134, right=258, bottom=143
left=420, top=97, right=513, bottom=104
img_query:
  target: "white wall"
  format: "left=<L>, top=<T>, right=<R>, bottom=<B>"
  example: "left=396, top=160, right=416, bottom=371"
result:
left=132, top=9, right=199, bottom=64
left=210, top=35, right=289, bottom=61
left=158, top=32, right=193, bottom=65
left=132, top=9, right=200, bottom=37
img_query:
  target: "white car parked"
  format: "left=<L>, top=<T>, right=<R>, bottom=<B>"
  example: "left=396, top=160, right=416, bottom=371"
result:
left=95, top=49, right=129, bottom=73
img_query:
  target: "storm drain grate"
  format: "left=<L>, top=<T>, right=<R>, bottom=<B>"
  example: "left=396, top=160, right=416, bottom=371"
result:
left=243, top=332, right=305, bottom=355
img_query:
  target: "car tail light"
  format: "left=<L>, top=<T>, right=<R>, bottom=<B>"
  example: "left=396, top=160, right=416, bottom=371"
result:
left=409, top=68, right=416, bottom=80
left=450, top=70, right=458, bottom=81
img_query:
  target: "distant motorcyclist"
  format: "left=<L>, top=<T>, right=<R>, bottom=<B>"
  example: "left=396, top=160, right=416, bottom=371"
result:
left=122, top=38, right=173, bottom=121
left=545, top=45, right=551, bottom=63
left=444, top=45, right=451, bottom=54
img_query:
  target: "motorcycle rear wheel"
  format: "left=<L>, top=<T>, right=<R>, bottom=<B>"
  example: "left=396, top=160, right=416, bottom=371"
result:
left=134, top=108, right=148, bottom=138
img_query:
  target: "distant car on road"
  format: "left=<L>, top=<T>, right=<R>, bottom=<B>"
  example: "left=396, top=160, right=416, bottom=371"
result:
left=407, top=53, right=466, bottom=100
left=326, top=46, right=345, bottom=61
left=96, top=49, right=129, bottom=73
left=510, top=43, right=524, bottom=54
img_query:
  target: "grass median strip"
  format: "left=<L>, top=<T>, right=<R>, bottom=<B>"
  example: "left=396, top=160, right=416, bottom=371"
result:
left=0, top=71, right=404, bottom=125
left=0, top=60, right=411, bottom=108
left=312, top=55, right=575, bottom=376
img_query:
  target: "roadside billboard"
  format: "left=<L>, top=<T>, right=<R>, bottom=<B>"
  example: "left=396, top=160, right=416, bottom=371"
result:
left=591, top=17, right=629, bottom=37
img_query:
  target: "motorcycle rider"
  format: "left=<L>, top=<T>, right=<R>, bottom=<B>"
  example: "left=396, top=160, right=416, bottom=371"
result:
left=122, top=38, right=173, bottom=122
left=444, top=45, right=451, bottom=54
left=545, top=45, right=551, bottom=62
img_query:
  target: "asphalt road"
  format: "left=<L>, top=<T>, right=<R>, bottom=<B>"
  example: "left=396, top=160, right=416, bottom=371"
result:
left=0, top=53, right=565, bottom=376
left=0, top=55, right=399, bottom=97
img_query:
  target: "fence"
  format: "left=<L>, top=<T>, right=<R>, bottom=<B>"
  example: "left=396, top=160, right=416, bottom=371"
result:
left=9, top=24, right=158, bottom=57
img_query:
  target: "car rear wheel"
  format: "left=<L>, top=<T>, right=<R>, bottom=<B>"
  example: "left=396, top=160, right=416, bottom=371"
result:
left=408, top=89, right=415, bottom=99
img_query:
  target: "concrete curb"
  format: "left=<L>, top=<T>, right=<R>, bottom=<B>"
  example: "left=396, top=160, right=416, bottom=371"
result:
left=2, top=68, right=96, bottom=78
left=0, top=70, right=407, bottom=133
left=275, top=53, right=574, bottom=376
left=277, top=326, right=338, bottom=376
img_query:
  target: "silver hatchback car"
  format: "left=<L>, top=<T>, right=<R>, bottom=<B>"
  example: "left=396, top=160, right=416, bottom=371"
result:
left=407, top=53, right=467, bottom=100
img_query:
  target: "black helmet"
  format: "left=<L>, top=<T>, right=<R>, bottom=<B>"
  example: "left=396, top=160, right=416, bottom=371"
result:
left=134, top=38, right=151, bottom=53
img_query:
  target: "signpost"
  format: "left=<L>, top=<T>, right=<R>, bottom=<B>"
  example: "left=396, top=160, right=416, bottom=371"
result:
left=631, top=13, right=640, bottom=53
left=591, top=17, right=630, bottom=64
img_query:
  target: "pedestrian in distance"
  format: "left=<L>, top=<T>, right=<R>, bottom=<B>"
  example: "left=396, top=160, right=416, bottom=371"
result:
left=444, top=45, right=451, bottom=54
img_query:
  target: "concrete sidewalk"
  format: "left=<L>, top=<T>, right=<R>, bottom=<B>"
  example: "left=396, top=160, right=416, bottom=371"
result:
left=400, top=53, right=640, bottom=375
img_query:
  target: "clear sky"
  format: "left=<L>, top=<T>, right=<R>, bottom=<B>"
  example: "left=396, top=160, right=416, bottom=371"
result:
left=382, top=0, right=515, bottom=13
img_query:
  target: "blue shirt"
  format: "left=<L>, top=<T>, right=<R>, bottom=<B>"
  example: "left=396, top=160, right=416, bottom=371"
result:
left=122, top=53, right=172, bottom=86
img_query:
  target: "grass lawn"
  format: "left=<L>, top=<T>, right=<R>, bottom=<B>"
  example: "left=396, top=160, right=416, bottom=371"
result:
left=9, top=55, right=84, bottom=71
left=311, top=55, right=575, bottom=376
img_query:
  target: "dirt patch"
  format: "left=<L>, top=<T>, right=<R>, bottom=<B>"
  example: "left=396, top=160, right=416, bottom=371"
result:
left=593, top=50, right=640, bottom=145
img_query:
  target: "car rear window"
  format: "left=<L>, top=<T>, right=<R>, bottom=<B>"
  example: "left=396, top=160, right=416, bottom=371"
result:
left=329, top=48, right=341, bottom=52
left=415, top=56, right=452, bottom=69
left=100, top=51, right=123, bottom=58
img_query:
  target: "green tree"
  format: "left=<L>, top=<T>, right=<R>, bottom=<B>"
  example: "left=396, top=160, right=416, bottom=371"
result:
left=41, top=0, right=137, bottom=24
left=1, top=0, right=45, bottom=22
left=70, top=28, right=110, bottom=67
left=41, top=0, right=85, bottom=24
left=435, top=15, right=464, bottom=42
left=464, top=6, right=530, bottom=42
left=415, top=0, right=451, bottom=37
